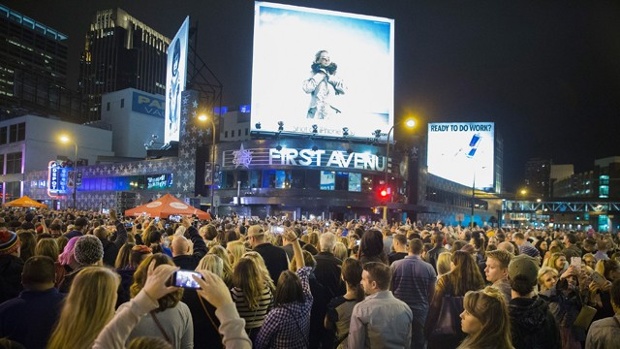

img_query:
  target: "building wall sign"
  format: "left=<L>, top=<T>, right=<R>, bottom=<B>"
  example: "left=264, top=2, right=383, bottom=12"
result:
left=47, top=161, right=69, bottom=196
left=223, top=146, right=388, bottom=173
left=132, top=92, right=165, bottom=117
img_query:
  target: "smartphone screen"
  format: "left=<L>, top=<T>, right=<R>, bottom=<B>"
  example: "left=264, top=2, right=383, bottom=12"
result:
left=172, top=270, right=202, bottom=289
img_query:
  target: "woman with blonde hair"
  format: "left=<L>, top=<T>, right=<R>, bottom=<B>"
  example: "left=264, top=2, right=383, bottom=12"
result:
left=457, top=286, right=513, bottom=349
left=332, top=241, right=348, bottom=262
left=48, top=267, right=120, bottom=349
left=545, top=252, right=567, bottom=274
left=35, top=238, right=59, bottom=261
left=537, top=266, right=559, bottom=293
left=226, top=240, right=246, bottom=267
left=242, top=251, right=276, bottom=292
left=425, top=250, right=485, bottom=349
left=209, top=245, right=233, bottom=286
left=436, top=251, right=453, bottom=277
left=189, top=254, right=226, bottom=349
left=121, top=254, right=193, bottom=348
left=231, top=255, right=275, bottom=342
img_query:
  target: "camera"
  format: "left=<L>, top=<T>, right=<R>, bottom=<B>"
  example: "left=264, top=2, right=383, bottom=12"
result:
left=170, top=270, right=202, bottom=289
left=168, top=215, right=182, bottom=223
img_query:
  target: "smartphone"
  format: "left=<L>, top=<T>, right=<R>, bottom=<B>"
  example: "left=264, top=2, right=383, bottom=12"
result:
left=591, top=272, right=607, bottom=287
left=570, top=257, right=581, bottom=268
left=168, top=215, right=182, bottom=223
left=170, top=270, right=202, bottom=289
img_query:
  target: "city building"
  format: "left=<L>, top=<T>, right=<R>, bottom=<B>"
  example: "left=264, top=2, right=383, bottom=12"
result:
left=0, top=4, right=82, bottom=122
left=549, top=164, right=573, bottom=197
left=79, top=8, right=170, bottom=122
left=0, top=114, right=113, bottom=205
left=100, top=88, right=166, bottom=159
left=524, top=157, right=552, bottom=198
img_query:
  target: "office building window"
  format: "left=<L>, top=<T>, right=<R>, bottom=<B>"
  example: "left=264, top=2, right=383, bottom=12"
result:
left=5, top=152, right=22, bottom=174
left=9, top=123, right=25, bottom=143
left=0, top=127, right=7, bottom=145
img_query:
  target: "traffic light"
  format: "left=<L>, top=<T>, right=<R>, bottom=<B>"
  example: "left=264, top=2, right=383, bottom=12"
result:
left=377, top=186, right=391, bottom=200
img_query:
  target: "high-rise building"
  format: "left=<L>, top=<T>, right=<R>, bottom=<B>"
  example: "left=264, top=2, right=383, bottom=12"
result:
left=79, top=8, right=170, bottom=122
left=524, top=158, right=551, bottom=198
left=0, top=4, right=82, bottom=121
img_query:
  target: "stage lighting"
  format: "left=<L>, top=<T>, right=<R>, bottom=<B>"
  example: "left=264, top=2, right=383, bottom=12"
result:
left=312, top=124, right=318, bottom=134
left=312, top=145, right=318, bottom=151
left=276, top=144, right=282, bottom=151
left=278, top=121, right=284, bottom=132
left=342, top=127, right=349, bottom=137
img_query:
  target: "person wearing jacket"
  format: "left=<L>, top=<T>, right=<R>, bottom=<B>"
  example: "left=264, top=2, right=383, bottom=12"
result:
left=508, top=254, right=561, bottom=349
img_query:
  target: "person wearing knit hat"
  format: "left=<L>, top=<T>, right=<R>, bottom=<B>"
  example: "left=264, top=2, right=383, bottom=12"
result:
left=0, top=230, right=20, bottom=256
left=508, top=254, right=561, bottom=349
left=57, top=235, right=103, bottom=293
left=0, top=230, right=24, bottom=304
left=73, top=235, right=104, bottom=266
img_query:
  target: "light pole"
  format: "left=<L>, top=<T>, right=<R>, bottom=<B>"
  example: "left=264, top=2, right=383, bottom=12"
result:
left=382, top=118, right=416, bottom=221
left=198, top=114, right=217, bottom=218
left=59, top=135, right=78, bottom=209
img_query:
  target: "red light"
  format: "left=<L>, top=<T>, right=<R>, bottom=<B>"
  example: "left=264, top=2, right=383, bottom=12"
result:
left=379, top=188, right=388, bottom=197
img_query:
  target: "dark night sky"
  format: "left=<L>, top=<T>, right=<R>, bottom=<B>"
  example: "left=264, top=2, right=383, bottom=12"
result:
left=5, top=0, right=620, bottom=192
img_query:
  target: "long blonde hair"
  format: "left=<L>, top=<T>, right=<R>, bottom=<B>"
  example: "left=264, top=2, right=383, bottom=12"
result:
left=209, top=245, right=233, bottom=286
left=242, top=251, right=275, bottom=292
left=227, top=240, right=246, bottom=267
left=197, top=254, right=224, bottom=277
left=232, top=257, right=268, bottom=311
left=48, top=267, right=120, bottom=349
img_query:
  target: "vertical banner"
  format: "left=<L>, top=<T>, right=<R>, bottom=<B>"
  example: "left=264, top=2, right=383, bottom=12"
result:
left=204, top=162, right=213, bottom=185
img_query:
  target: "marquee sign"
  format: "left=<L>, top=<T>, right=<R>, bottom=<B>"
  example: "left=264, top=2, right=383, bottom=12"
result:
left=47, top=161, right=70, bottom=197
left=223, top=145, right=390, bottom=173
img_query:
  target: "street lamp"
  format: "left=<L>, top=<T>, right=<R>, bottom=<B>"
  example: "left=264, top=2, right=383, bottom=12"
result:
left=59, top=135, right=78, bottom=209
left=198, top=113, right=217, bottom=217
left=382, top=118, right=416, bottom=221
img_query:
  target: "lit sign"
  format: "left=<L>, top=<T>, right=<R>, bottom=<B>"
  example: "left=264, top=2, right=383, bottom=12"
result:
left=165, top=16, right=189, bottom=144
left=251, top=2, right=394, bottom=140
left=47, top=161, right=69, bottom=196
left=146, top=174, right=173, bottom=189
left=427, top=122, right=495, bottom=190
left=132, top=92, right=165, bottom=117
left=223, top=146, right=388, bottom=173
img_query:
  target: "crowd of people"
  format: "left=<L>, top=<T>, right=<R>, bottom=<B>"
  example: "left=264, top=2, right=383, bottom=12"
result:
left=0, top=208, right=620, bottom=349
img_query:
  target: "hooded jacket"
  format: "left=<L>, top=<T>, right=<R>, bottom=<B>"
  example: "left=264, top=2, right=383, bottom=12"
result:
left=509, top=296, right=561, bottom=349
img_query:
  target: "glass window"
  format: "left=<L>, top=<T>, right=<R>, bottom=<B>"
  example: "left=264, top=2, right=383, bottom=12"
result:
left=320, top=171, right=335, bottom=190
left=349, top=173, right=362, bottom=192
left=5, top=152, right=22, bottom=174
left=4, top=181, right=21, bottom=201
left=0, top=126, right=7, bottom=144
left=249, top=170, right=261, bottom=189
left=0, top=154, right=4, bottom=175
left=335, top=172, right=348, bottom=191
left=9, top=123, right=25, bottom=142
left=120, top=99, right=125, bottom=108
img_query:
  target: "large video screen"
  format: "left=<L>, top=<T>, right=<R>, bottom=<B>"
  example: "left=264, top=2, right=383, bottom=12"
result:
left=427, top=122, right=495, bottom=190
left=251, top=2, right=394, bottom=140
left=164, top=16, right=189, bottom=144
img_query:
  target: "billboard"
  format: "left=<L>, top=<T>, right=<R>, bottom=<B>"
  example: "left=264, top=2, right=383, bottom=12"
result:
left=251, top=2, right=394, bottom=140
left=164, top=16, right=189, bottom=144
left=427, top=122, right=495, bottom=190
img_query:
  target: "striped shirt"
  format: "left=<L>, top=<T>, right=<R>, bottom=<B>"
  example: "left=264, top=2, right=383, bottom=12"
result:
left=231, top=284, right=273, bottom=329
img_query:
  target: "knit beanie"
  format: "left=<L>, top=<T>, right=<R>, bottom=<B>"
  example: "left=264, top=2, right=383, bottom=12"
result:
left=0, top=230, right=19, bottom=255
left=58, top=236, right=80, bottom=266
left=73, top=235, right=103, bottom=265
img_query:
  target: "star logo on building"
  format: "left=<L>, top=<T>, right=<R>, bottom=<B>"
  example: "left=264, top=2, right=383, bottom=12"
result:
left=232, top=144, right=253, bottom=169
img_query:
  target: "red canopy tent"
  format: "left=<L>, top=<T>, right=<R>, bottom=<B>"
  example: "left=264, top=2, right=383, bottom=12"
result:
left=124, top=194, right=211, bottom=219
left=4, top=196, right=48, bottom=208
